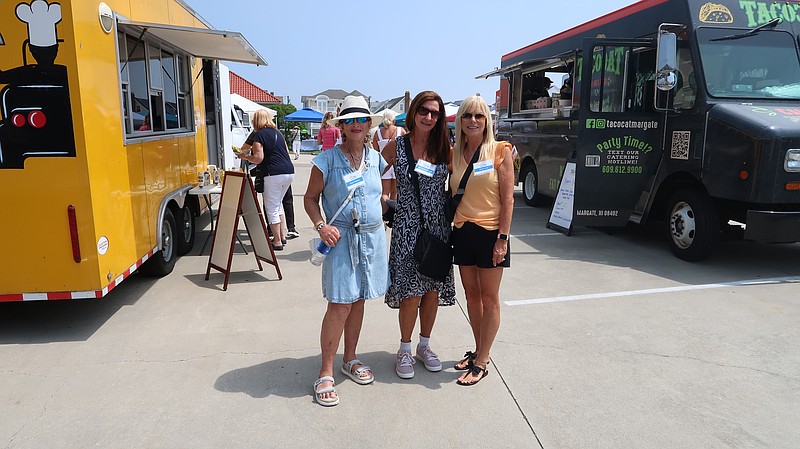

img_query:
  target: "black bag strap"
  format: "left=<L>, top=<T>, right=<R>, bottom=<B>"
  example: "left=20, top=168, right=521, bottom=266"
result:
left=448, top=144, right=480, bottom=215
left=405, top=136, right=479, bottom=230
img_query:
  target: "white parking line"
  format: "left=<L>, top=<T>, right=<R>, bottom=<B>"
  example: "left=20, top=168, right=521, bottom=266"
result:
left=504, top=275, right=800, bottom=306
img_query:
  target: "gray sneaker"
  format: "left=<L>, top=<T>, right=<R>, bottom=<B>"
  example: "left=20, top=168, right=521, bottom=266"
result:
left=416, top=345, right=442, bottom=372
left=396, top=350, right=415, bottom=379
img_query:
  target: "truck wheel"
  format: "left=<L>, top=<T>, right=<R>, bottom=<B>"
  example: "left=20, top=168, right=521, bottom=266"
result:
left=141, top=208, right=178, bottom=277
left=176, top=205, right=195, bottom=256
left=666, top=189, right=719, bottom=261
left=521, top=163, right=545, bottom=207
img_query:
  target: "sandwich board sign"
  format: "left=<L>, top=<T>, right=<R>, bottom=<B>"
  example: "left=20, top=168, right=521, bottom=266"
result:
left=205, top=171, right=281, bottom=290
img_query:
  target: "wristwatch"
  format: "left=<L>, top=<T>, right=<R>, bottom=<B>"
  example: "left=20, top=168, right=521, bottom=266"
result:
left=497, top=233, right=509, bottom=241
left=315, top=222, right=325, bottom=232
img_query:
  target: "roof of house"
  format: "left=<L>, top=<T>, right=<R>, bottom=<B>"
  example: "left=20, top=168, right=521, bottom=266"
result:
left=229, top=71, right=281, bottom=104
left=371, top=95, right=404, bottom=113
left=302, top=89, right=368, bottom=101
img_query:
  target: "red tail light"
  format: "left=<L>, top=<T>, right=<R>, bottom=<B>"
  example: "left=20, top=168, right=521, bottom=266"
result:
left=28, top=110, right=46, bottom=128
left=68, top=205, right=81, bottom=263
left=11, top=113, right=25, bottom=127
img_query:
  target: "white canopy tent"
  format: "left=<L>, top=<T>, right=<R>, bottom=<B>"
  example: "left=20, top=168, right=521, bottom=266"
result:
left=230, top=93, right=277, bottom=117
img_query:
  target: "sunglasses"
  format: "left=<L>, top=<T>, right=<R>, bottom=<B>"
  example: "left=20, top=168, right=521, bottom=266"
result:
left=461, top=112, right=486, bottom=121
left=416, top=106, right=441, bottom=119
left=341, top=117, right=370, bottom=125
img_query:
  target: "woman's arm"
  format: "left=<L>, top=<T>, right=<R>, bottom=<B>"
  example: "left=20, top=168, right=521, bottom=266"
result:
left=304, top=166, right=341, bottom=246
left=240, top=141, right=264, bottom=165
left=493, top=143, right=515, bottom=266
left=372, top=130, right=380, bottom=152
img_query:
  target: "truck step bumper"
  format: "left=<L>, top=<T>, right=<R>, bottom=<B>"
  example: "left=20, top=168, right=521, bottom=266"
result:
left=744, top=210, right=800, bottom=243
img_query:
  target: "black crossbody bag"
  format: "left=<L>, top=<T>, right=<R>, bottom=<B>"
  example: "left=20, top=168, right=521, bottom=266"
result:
left=405, top=137, right=478, bottom=281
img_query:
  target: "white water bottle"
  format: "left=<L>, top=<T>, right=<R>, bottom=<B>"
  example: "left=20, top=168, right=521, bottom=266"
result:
left=310, top=237, right=331, bottom=266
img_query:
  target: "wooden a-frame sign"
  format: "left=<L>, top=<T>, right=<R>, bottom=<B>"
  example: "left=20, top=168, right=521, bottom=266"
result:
left=205, top=171, right=282, bottom=290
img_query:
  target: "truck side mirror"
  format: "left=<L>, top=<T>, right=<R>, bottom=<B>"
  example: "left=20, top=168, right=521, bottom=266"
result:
left=655, top=32, right=677, bottom=91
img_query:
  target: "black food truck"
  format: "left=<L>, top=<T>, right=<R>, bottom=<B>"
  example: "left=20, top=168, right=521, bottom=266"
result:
left=482, top=0, right=800, bottom=260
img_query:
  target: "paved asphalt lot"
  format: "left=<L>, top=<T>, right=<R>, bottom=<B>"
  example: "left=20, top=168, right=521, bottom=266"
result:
left=2, top=154, right=800, bottom=449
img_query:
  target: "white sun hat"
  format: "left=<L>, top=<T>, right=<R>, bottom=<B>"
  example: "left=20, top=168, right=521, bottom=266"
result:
left=328, top=95, right=382, bottom=126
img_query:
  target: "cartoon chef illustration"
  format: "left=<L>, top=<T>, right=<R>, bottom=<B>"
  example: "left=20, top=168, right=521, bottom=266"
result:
left=0, top=0, right=75, bottom=169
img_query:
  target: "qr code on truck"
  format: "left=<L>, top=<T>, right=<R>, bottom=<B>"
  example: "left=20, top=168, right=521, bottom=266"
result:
left=671, top=131, right=690, bottom=160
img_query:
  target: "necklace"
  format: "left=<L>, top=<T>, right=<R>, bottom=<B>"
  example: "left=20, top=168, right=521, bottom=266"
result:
left=343, top=144, right=363, bottom=168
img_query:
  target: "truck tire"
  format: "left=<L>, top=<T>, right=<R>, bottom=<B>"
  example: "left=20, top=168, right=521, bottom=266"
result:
left=176, top=205, right=195, bottom=256
left=141, top=208, right=177, bottom=277
left=666, top=189, right=719, bottom=261
left=521, top=162, right=546, bottom=207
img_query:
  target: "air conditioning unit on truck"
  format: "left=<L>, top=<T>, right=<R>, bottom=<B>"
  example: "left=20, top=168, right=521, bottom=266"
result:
left=483, top=0, right=800, bottom=261
left=0, top=0, right=266, bottom=302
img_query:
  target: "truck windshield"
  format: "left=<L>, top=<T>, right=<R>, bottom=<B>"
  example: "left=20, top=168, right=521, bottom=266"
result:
left=698, top=28, right=800, bottom=99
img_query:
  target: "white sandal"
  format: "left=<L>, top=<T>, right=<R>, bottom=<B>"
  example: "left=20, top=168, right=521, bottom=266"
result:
left=341, top=359, right=374, bottom=385
left=313, top=376, right=339, bottom=407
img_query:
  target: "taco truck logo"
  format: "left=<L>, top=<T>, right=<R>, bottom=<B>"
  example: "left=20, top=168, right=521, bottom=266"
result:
left=737, top=1, right=800, bottom=27
left=699, top=3, right=734, bottom=23
left=0, top=0, right=75, bottom=169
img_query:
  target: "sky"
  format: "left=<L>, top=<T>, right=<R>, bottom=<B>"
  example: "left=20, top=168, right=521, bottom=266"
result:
left=187, top=0, right=640, bottom=108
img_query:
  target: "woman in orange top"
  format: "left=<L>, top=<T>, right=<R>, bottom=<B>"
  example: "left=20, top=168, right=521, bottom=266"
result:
left=450, top=95, right=514, bottom=386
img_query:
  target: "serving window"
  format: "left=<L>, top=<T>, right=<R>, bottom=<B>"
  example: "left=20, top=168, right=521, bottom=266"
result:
left=117, top=29, right=193, bottom=137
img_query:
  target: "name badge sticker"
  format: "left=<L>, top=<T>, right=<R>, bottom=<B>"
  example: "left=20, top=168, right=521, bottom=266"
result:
left=473, top=159, right=494, bottom=176
left=343, top=171, right=365, bottom=191
left=414, top=160, right=436, bottom=177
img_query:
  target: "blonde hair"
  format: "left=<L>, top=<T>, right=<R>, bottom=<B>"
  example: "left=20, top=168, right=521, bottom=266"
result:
left=453, top=96, right=495, bottom=169
left=252, top=109, right=276, bottom=130
left=381, top=109, right=397, bottom=127
left=320, top=112, right=335, bottom=130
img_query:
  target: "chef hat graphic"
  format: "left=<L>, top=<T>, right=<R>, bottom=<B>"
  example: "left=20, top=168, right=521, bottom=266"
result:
left=16, top=0, right=62, bottom=48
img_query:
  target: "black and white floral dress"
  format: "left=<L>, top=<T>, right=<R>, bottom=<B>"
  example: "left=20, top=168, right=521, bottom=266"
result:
left=385, top=137, right=456, bottom=308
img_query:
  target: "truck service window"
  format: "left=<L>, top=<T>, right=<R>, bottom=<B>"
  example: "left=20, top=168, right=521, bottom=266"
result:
left=698, top=28, right=800, bottom=99
left=117, top=30, right=193, bottom=137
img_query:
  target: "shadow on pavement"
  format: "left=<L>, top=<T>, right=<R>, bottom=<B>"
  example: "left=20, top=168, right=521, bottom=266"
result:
left=214, top=350, right=458, bottom=400
left=0, top=273, right=155, bottom=344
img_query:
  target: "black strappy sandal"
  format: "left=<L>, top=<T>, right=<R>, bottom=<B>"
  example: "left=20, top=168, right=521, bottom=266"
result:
left=454, top=351, right=477, bottom=371
left=456, top=363, right=489, bottom=386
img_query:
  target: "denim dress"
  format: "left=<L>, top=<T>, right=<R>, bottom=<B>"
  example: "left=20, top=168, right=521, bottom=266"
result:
left=312, top=145, right=389, bottom=303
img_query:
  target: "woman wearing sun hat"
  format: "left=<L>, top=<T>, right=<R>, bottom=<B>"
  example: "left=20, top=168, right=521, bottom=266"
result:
left=303, top=95, right=389, bottom=406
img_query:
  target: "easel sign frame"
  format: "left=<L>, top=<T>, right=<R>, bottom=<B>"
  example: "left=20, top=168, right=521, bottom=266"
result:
left=205, top=171, right=282, bottom=290
left=547, top=161, right=576, bottom=236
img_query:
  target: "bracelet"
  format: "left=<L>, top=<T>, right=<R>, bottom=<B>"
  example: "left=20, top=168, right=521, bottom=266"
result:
left=315, top=222, right=325, bottom=232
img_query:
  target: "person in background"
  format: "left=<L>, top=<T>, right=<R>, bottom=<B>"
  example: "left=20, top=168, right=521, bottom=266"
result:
left=237, top=122, right=300, bottom=241
left=317, top=112, right=341, bottom=151
left=381, top=91, right=455, bottom=379
left=372, top=109, right=405, bottom=202
left=450, top=95, right=514, bottom=386
left=238, top=109, right=295, bottom=250
left=291, top=126, right=301, bottom=160
left=304, top=95, right=389, bottom=406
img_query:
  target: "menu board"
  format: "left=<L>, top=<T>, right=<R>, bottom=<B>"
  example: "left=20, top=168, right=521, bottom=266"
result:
left=547, top=162, right=576, bottom=235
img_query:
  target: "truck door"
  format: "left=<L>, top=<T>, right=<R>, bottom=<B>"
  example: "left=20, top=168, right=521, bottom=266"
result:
left=573, top=38, right=665, bottom=227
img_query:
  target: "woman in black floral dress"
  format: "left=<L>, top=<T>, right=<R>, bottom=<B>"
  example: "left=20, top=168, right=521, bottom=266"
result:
left=381, top=91, right=455, bottom=380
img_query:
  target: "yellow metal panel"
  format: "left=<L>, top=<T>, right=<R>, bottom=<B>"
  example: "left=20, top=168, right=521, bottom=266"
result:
left=0, top=0, right=102, bottom=293
left=1, top=0, right=212, bottom=296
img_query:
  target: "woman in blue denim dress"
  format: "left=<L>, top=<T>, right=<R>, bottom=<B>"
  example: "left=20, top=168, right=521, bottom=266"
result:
left=303, top=96, right=389, bottom=407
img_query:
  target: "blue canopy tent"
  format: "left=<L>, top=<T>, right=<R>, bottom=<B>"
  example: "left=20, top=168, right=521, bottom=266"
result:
left=394, top=112, right=406, bottom=127
left=283, top=108, right=325, bottom=152
left=283, top=108, right=324, bottom=123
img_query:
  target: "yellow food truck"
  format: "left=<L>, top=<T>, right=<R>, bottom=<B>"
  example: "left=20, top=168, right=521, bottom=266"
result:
left=0, top=0, right=266, bottom=301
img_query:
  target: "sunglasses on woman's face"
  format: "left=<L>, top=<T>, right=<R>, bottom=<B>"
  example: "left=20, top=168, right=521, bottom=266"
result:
left=461, top=112, right=486, bottom=121
left=416, top=106, right=440, bottom=119
left=342, top=117, right=370, bottom=125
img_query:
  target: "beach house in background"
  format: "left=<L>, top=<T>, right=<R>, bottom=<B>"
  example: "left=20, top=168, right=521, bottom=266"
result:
left=370, top=95, right=405, bottom=116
